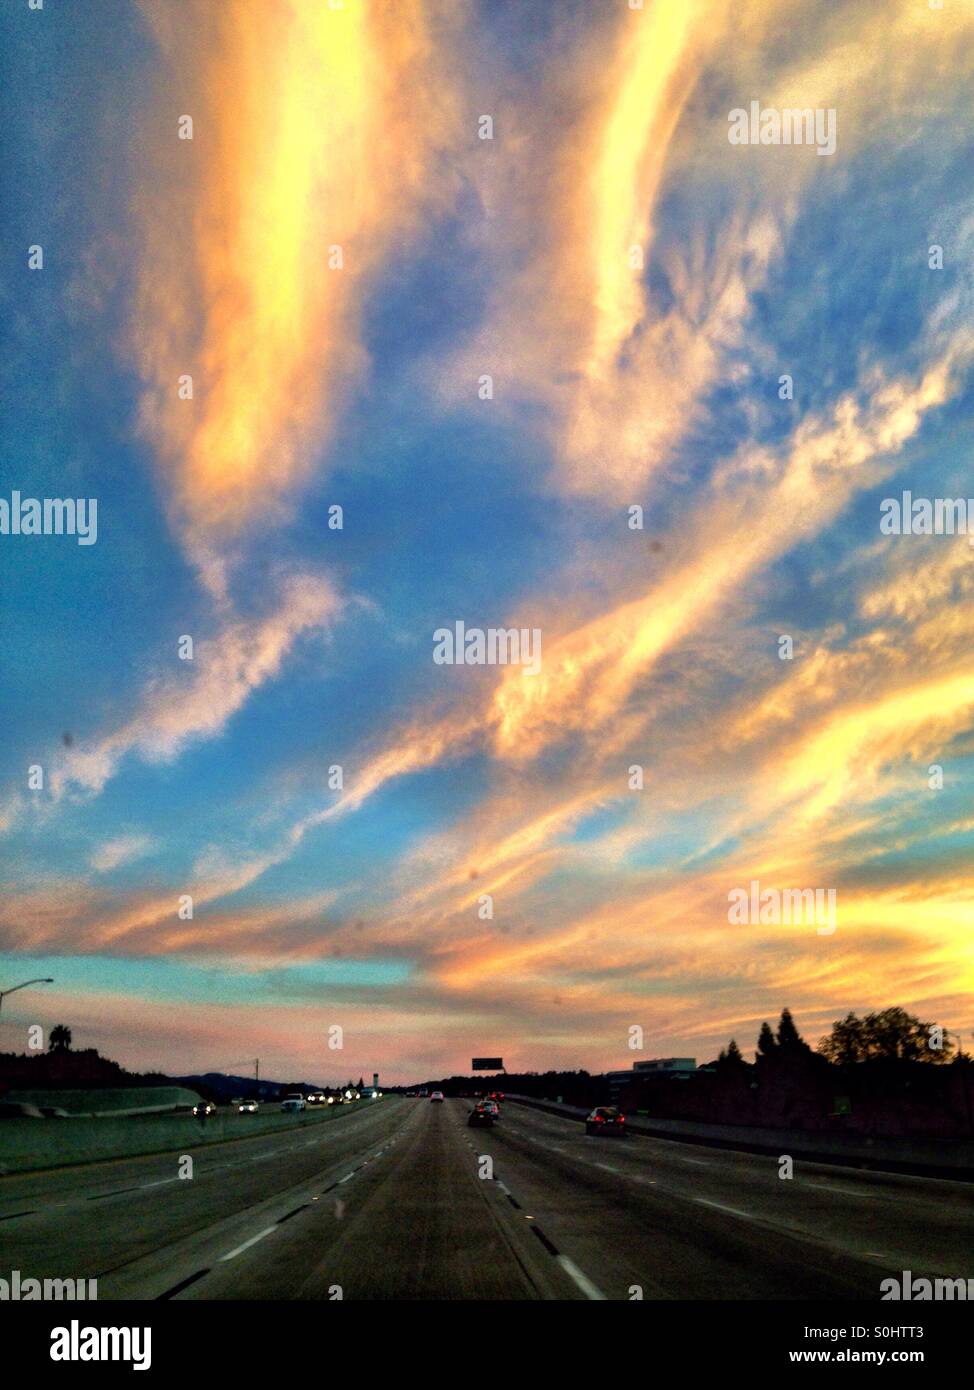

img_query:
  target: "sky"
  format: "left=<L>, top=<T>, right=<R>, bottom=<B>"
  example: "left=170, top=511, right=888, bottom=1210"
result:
left=1, top=0, right=973, bottom=1087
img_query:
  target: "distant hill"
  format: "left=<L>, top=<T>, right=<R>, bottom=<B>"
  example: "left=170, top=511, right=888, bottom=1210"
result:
left=173, top=1073, right=333, bottom=1102
left=0, top=1050, right=328, bottom=1104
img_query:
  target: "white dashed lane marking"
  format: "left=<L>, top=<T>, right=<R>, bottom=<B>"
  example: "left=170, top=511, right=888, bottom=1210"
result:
left=219, top=1226, right=277, bottom=1261
left=557, top=1255, right=607, bottom=1301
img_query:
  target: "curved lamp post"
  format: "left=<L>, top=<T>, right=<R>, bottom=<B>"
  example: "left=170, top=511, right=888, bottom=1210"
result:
left=0, top=977, right=54, bottom=1014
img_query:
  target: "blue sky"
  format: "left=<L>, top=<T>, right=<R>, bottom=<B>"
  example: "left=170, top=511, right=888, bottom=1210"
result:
left=1, top=0, right=973, bottom=1083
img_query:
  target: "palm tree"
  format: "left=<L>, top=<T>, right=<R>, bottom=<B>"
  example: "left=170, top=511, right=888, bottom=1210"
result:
left=49, top=1024, right=72, bottom=1052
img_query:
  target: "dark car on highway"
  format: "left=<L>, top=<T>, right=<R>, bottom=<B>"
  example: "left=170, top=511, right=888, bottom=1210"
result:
left=467, top=1105, right=494, bottom=1128
left=585, top=1106, right=626, bottom=1136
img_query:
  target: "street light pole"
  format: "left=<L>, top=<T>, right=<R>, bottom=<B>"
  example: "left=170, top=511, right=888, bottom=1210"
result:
left=947, top=1029, right=974, bottom=1136
left=0, top=978, right=54, bottom=1014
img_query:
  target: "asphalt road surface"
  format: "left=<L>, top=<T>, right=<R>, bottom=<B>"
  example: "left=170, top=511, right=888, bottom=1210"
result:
left=2, top=1097, right=972, bottom=1300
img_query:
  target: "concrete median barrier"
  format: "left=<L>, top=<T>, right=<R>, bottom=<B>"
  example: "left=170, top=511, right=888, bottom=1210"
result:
left=0, top=1100, right=379, bottom=1175
left=4, top=1086, right=202, bottom=1117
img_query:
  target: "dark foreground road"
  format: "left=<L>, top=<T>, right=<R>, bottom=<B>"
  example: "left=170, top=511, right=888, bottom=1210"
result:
left=1, top=1097, right=972, bottom=1300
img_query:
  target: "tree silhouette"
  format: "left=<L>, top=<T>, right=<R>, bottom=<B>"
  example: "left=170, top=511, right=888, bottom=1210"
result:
left=776, top=1008, right=810, bottom=1055
left=756, top=1021, right=777, bottom=1059
left=818, top=1012, right=866, bottom=1064
left=49, top=1024, right=72, bottom=1052
left=716, top=1038, right=747, bottom=1074
left=818, top=1008, right=952, bottom=1064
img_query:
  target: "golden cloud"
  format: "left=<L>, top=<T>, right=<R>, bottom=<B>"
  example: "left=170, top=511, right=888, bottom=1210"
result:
left=132, top=0, right=456, bottom=589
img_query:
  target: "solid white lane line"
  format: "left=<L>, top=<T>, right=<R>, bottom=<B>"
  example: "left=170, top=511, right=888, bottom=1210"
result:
left=595, top=1162, right=620, bottom=1174
left=803, top=1182, right=876, bottom=1199
left=556, top=1255, right=607, bottom=1301
left=219, top=1226, right=277, bottom=1261
left=693, top=1197, right=752, bottom=1220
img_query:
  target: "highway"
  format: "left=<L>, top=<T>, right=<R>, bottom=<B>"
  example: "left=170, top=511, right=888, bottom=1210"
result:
left=1, top=1097, right=972, bottom=1300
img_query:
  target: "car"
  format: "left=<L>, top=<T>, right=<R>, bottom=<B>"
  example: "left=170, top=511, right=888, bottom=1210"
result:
left=281, top=1096, right=306, bottom=1113
left=192, top=1101, right=217, bottom=1117
left=480, top=1100, right=500, bottom=1121
left=429, top=1090, right=444, bottom=1103
left=467, top=1105, right=494, bottom=1127
left=0, top=1101, right=45, bottom=1119
left=585, top=1106, right=626, bottom=1136
left=237, top=1100, right=258, bottom=1114
left=418, top=1089, right=429, bottom=1097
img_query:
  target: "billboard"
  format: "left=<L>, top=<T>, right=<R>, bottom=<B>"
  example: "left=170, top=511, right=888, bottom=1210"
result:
left=472, top=1057, right=503, bottom=1071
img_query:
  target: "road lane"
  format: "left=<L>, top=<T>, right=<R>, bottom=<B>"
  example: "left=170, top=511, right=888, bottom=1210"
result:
left=4, top=1096, right=971, bottom=1300
left=479, top=1100, right=974, bottom=1298
left=185, top=1094, right=577, bottom=1300
left=0, top=1098, right=412, bottom=1296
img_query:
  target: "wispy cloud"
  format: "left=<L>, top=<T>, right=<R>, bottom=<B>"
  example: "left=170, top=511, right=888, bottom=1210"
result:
left=6, top=0, right=974, bottom=1079
left=3, top=574, right=342, bottom=821
left=90, top=834, right=154, bottom=874
left=131, top=0, right=459, bottom=595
